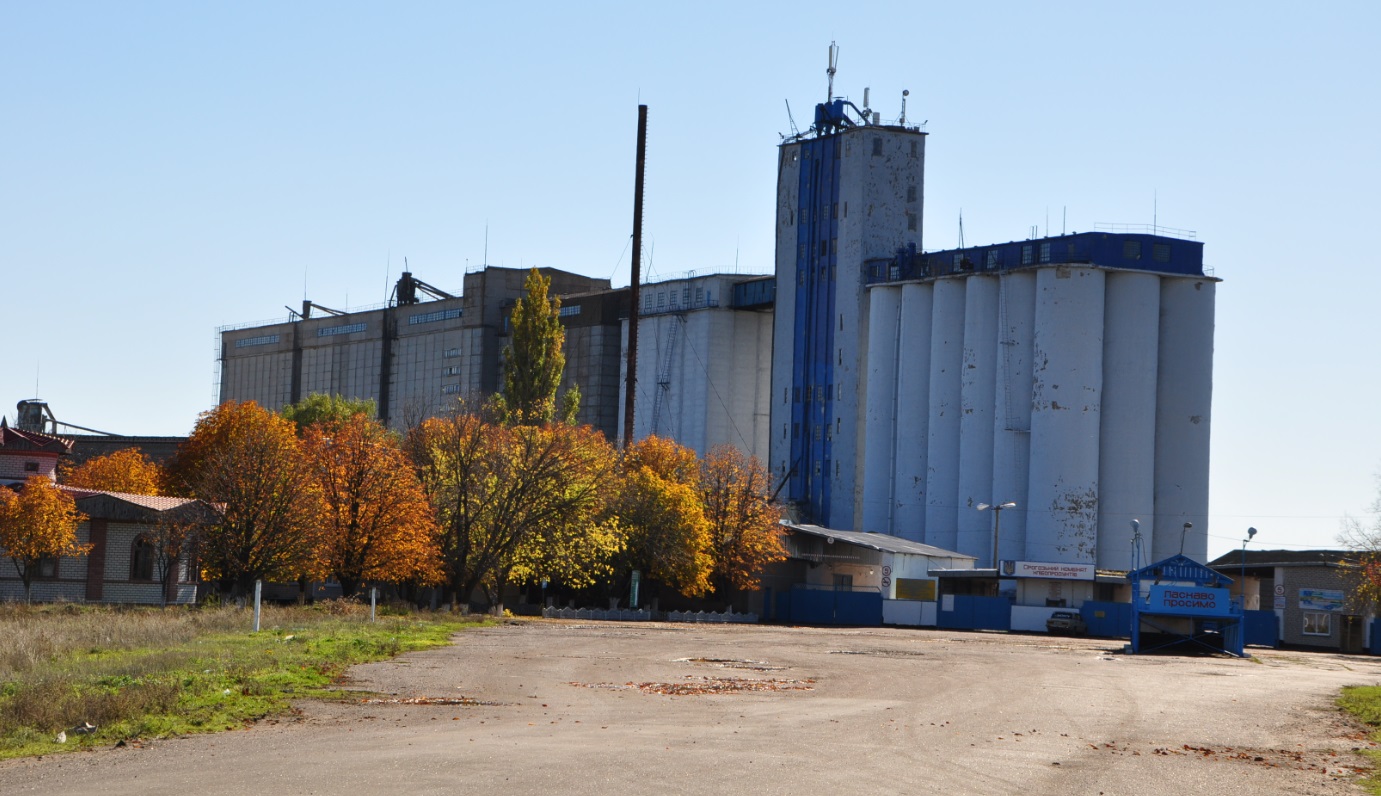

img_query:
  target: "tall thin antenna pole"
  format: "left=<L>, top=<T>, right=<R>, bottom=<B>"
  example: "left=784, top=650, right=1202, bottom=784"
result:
left=1153, top=190, right=1158, bottom=234
left=484, top=223, right=489, bottom=268
left=826, top=42, right=838, bottom=102
left=624, top=104, right=648, bottom=450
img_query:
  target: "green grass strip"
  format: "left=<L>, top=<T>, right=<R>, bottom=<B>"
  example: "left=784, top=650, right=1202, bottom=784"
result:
left=0, top=607, right=479, bottom=759
left=1339, top=685, right=1381, bottom=794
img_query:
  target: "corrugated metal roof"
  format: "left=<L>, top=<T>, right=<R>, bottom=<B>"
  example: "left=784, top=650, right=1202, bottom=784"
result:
left=782, top=523, right=976, bottom=560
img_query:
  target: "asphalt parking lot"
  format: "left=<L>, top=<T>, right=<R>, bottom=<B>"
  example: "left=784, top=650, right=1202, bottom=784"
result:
left=3, top=620, right=1380, bottom=795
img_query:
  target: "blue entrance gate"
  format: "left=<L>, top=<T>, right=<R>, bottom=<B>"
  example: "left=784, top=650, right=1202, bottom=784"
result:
left=778, top=585, right=883, bottom=626
left=1243, top=610, right=1279, bottom=647
left=937, top=596, right=1012, bottom=631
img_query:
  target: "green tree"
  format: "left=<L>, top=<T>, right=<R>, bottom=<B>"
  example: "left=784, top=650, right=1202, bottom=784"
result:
left=282, top=393, right=377, bottom=433
left=500, top=268, right=579, bottom=426
left=0, top=477, right=90, bottom=602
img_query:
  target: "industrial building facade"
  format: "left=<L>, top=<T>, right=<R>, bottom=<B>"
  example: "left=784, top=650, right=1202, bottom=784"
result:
left=219, top=266, right=776, bottom=460
left=768, top=95, right=1217, bottom=570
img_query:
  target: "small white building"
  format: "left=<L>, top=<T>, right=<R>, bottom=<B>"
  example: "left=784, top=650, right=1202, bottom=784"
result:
left=776, top=522, right=975, bottom=626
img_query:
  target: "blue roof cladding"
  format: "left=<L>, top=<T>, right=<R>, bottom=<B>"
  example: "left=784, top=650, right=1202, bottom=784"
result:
left=865, top=232, right=1205, bottom=284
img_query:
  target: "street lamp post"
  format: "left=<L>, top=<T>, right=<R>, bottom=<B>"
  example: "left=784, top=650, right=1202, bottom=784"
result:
left=1178, top=521, right=1194, bottom=556
left=977, top=501, right=1017, bottom=569
left=1241, top=527, right=1257, bottom=610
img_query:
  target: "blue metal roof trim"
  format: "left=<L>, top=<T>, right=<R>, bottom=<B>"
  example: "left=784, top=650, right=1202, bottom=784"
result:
left=866, top=232, right=1206, bottom=285
left=1129, top=554, right=1232, bottom=587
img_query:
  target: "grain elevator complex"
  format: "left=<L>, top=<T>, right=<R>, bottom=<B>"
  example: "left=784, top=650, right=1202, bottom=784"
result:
left=220, top=59, right=1217, bottom=576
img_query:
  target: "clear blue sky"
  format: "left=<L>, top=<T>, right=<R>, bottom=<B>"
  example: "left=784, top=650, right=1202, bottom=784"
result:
left=3, top=2, right=1378, bottom=557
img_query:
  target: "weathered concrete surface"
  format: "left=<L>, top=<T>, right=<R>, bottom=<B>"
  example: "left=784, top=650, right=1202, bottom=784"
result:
left=2, top=622, right=1378, bottom=795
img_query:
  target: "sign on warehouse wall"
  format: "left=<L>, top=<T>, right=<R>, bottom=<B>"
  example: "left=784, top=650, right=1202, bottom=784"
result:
left=1147, top=585, right=1231, bottom=616
left=1000, top=561, right=1095, bottom=581
left=1298, top=588, right=1345, bottom=612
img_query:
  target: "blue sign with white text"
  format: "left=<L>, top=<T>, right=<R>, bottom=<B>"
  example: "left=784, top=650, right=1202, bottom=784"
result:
left=1147, top=585, right=1231, bottom=616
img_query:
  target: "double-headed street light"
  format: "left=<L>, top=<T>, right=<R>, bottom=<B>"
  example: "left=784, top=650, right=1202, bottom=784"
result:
left=977, top=501, right=1017, bottom=569
left=1241, top=527, right=1258, bottom=609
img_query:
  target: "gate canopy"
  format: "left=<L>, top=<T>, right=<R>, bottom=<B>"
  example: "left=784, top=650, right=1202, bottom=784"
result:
left=1129, top=555, right=1245, bottom=657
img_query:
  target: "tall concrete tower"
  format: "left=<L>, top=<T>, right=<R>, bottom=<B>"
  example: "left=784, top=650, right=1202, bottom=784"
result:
left=770, top=81, right=927, bottom=529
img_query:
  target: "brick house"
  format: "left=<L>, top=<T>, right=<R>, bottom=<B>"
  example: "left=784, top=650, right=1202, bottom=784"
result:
left=0, top=419, right=217, bottom=604
left=1209, top=549, right=1372, bottom=652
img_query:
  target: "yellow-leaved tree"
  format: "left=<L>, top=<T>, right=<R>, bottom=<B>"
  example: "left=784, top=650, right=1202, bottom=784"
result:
left=0, top=477, right=90, bottom=601
left=302, top=413, right=442, bottom=597
left=407, top=413, right=614, bottom=612
left=64, top=448, right=164, bottom=495
left=614, top=436, right=712, bottom=598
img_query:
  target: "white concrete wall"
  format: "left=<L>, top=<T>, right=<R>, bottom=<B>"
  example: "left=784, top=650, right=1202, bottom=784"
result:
left=925, top=276, right=966, bottom=550
left=991, top=271, right=1035, bottom=564
left=862, top=286, right=901, bottom=533
left=1026, top=267, right=1105, bottom=564
left=1097, top=272, right=1160, bottom=569
left=957, top=275, right=999, bottom=563
left=1151, top=277, right=1216, bottom=562
left=892, top=282, right=933, bottom=542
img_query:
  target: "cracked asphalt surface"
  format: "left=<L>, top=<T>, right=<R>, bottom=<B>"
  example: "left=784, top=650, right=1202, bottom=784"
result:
left=2, top=620, right=1379, bottom=795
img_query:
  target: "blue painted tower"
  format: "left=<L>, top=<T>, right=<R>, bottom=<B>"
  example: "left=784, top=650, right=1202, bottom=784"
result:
left=770, top=75, right=927, bottom=528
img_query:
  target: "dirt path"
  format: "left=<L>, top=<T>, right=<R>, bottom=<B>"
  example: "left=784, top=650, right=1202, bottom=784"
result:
left=2, top=621, right=1379, bottom=795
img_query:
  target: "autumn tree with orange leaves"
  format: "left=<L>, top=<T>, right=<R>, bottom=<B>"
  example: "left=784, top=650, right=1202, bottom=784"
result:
left=302, top=413, right=442, bottom=597
left=700, top=445, right=786, bottom=595
left=65, top=448, right=164, bottom=495
left=0, top=477, right=90, bottom=601
left=613, top=436, right=713, bottom=598
left=167, top=401, right=323, bottom=598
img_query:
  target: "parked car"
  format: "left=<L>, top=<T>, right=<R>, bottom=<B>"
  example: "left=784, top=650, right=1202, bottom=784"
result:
left=1046, top=610, right=1088, bottom=635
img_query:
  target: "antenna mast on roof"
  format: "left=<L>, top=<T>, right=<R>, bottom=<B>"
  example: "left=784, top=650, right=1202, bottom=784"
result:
left=826, top=41, right=838, bottom=102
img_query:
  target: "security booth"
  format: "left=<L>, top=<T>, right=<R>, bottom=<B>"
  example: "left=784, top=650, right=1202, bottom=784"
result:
left=1129, top=555, right=1245, bottom=657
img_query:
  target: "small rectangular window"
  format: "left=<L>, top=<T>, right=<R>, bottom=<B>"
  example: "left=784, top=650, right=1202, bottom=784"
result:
left=1039, top=242, right=1052, bottom=263
left=910, top=140, right=918, bottom=157
left=1123, top=240, right=1142, bottom=260
left=872, top=137, right=883, bottom=156
left=953, top=253, right=964, bottom=270
left=907, top=186, right=917, bottom=203
left=986, top=250, right=1000, bottom=270
left=24, top=461, right=39, bottom=472
left=443, top=348, right=460, bottom=358
left=657, top=293, right=666, bottom=309
left=36, top=556, right=59, bottom=579
left=1153, top=243, right=1171, bottom=263
left=832, top=203, right=838, bottom=219
left=907, top=212, right=917, bottom=232
left=819, top=240, right=828, bottom=256
left=441, top=384, right=461, bottom=395
left=1021, top=245, right=1034, bottom=265
left=1303, top=612, right=1332, bottom=636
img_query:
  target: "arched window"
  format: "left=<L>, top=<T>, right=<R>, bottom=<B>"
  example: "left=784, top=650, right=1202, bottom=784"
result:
left=130, top=536, right=155, bottom=581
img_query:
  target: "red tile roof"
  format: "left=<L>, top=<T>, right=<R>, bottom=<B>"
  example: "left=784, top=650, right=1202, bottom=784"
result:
left=0, top=419, right=74, bottom=455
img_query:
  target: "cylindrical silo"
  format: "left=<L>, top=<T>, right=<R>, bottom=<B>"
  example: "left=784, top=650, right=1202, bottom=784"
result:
left=1025, top=266, right=1105, bottom=564
left=893, top=282, right=934, bottom=542
left=925, top=276, right=966, bottom=551
left=1098, top=271, right=1160, bottom=570
left=990, top=271, right=1036, bottom=566
left=957, top=275, right=999, bottom=563
left=1151, top=276, right=1216, bottom=562
left=862, top=285, right=901, bottom=534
